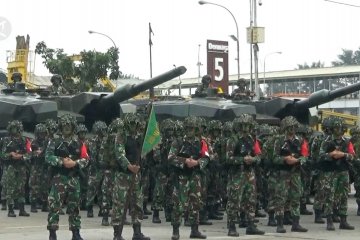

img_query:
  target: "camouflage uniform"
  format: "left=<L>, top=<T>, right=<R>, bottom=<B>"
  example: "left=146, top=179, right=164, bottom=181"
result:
left=169, top=116, right=209, bottom=240
left=29, top=123, right=49, bottom=213
left=349, top=126, right=360, bottom=215
left=151, top=119, right=175, bottom=223
left=109, top=116, right=150, bottom=240
left=86, top=121, right=107, bottom=218
left=1, top=120, right=30, bottom=217
left=226, top=114, right=264, bottom=236
left=318, top=116, right=355, bottom=230
left=45, top=114, right=88, bottom=240
left=272, top=116, right=308, bottom=233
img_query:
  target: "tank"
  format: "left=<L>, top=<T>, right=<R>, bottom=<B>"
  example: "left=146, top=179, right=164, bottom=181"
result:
left=152, top=80, right=360, bottom=125
left=0, top=66, right=186, bottom=131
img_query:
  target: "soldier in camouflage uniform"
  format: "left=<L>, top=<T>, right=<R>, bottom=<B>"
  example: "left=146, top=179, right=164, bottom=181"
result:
left=297, top=125, right=314, bottom=215
left=29, top=123, right=49, bottom=213
left=226, top=114, right=264, bottom=237
left=45, top=114, right=89, bottom=240
left=349, top=126, right=360, bottom=216
left=272, top=116, right=308, bottom=233
left=151, top=118, right=175, bottom=224
left=86, top=120, right=107, bottom=218
left=318, top=116, right=355, bottom=231
left=109, top=116, right=150, bottom=240
left=76, top=124, right=90, bottom=211
left=1, top=136, right=7, bottom=211
left=169, top=116, right=209, bottom=240
left=311, top=117, right=332, bottom=224
left=1, top=120, right=30, bottom=217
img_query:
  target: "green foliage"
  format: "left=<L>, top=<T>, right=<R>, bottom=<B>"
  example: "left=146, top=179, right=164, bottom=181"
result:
left=296, top=61, right=324, bottom=69
left=35, top=41, right=126, bottom=92
left=332, top=48, right=360, bottom=66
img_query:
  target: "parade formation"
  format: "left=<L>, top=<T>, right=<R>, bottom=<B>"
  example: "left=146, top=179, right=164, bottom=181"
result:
left=1, top=78, right=360, bottom=240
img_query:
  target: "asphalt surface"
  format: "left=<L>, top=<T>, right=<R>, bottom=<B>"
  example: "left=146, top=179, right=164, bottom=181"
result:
left=0, top=196, right=360, bottom=240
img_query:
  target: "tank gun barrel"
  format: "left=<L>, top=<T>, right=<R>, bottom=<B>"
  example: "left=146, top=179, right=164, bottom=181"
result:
left=294, top=81, right=360, bottom=109
left=101, top=66, right=187, bottom=105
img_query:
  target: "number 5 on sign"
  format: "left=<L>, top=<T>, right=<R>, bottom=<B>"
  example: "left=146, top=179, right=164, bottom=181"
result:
left=214, top=57, right=224, bottom=82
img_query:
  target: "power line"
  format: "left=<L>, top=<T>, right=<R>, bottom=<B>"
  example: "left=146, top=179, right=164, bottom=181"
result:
left=324, top=0, right=360, bottom=8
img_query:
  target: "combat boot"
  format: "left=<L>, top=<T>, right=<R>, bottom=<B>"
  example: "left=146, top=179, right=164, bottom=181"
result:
left=189, top=224, right=206, bottom=239
left=199, top=209, right=212, bottom=225
left=275, top=215, right=286, bottom=233
left=339, top=215, right=355, bottom=230
left=49, top=229, right=57, bottom=240
left=152, top=210, right=161, bottom=224
left=267, top=210, right=277, bottom=226
left=283, top=211, right=293, bottom=225
left=332, top=208, right=340, bottom=222
left=246, top=220, right=265, bottom=235
left=87, top=205, right=94, bottom=218
left=42, top=201, right=49, bottom=212
left=326, top=215, right=335, bottom=231
left=98, top=206, right=103, bottom=217
left=31, top=201, right=38, bottom=213
left=143, top=202, right=152, bottom=216
left=300, top=203, right=313, bottom=215
left=314, top=209, right=325, bottom=223
left=171, top=224, right=180, bottom=240
left=255, top=209, right=266, bottom=218
left=19, top=203, right=30, bottom=217
left=113, top=225, right=125, bottom=240
left=102, top=209, right=110, bottom=226
left=132, top=223, right=151, bottom=240
left=291, top=216, right=308, bottom=232
left=227, top=221, right=239, bottom=237
left=357, top=200, right=360, bottom=216
left=71, top=229, right=84, bottom=240
left=8, top=204, right=16, bottom=217
left=1, top=199, right=7, bottom=210
left=238, top=211, right=248, bottom=228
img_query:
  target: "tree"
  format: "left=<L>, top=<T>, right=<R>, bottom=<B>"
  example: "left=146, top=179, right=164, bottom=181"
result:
left=331, top=48, right=360, bottom=66
left=35, top=42, right=123, bottom=92
left=296, top=61, right=324, bottom=69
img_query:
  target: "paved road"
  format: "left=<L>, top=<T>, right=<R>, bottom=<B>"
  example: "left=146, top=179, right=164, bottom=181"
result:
left=0, top=196, right=359, bottom=240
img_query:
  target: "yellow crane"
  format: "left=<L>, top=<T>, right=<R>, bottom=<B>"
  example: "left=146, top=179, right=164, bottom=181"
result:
left=6, top=34, right=38, bottom=88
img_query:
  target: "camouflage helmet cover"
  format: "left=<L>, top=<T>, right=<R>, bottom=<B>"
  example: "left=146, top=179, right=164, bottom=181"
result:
left=92, top=121, right=107, bottom=134
left=161, top=119, right=175, bottom=132
left=7, top=120, right=23, bottom=133
left=233, top=114, right=255, bottom=129
left=223, top=121, right=233, bottom=131
left=58, top=114, right=77, bottom=130
left=280, top=116, right=299, bottom=132
left=76, top=124, right=88, bottom=134
left=108, top=118, right=124, bottom=134
left=51, top=74, right=63, bottom=83
left=34, top=123, right=48, bottom=135
left=11, top=72, right=22, bottom=81
left=184, top=116, right=200, bottom=128
left=45, top=119, right=58, bottom=132
left=208, top=120, right=222, bottom=130
left=328, top=116, right=345, bottom=129
left=124, top=113, right=140, bottom=126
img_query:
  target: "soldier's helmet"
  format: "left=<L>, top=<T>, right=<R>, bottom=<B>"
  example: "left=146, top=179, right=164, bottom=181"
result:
left=236, top=78, right=246, bottom=87
left=174, top=120, right=184, bottom=135
left=350, top=126, right=360, bottom=136
left=233, top=114, right=255, bottom=131
left=223, top=121, right=233, bottom=131
left=51, top=74, right=63, bottom=84
left=108, top=118, right=124, bottom=134
left=45, top=119, right=58, bottom=134
left=280, top=116, right=299, bottom=133
left=208, top=120, right=222, bottom=131
left=124, top=113, right=140, bottom=127
left=321, top=117, right=331, bottom=133
left=201, top=75, right=212, bottom=85
left=161, top=119, right=175, bottom=132
left=92, top=121, right=107, bottom=135
left=76, top=124, right=88, bottom=135
left=11, top=72, right=22, bottom=82
left=7, top=120, right=23, bottom=133
left=58, top=114, right=77, bottom=131
left=328, top=116, right=345, bottom=130
left=34, top=123, right=48, bottom=136
left=258, top=124, right=272, bottom=137
left=184, top=116, right=200, bottom=128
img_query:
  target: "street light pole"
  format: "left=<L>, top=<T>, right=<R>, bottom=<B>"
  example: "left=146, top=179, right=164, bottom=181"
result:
left=199, top=0, right=240, bottom=80
left=263, top=51, right=282, bottom=96
left=88, top=30, right=117, bottom=49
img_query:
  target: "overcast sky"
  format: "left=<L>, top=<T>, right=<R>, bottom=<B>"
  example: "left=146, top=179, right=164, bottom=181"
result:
left=1, top=0, right=360, bottom=80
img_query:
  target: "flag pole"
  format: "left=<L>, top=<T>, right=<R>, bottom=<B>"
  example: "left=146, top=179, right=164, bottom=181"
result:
left=149, top=22, right=154, bottom=98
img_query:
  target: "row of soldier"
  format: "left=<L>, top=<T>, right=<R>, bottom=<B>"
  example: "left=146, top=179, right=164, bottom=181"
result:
left=0, top=113, right=360, bottom=240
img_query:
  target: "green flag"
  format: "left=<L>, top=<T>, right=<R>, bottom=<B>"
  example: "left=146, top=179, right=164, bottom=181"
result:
left=141, top=106, right=161, bottom=157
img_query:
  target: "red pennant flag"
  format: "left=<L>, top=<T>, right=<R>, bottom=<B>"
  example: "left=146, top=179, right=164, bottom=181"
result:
left=200, top=139, right=209, bottom=157
left=253, top=139, right=262, bottom=155
left=301, top=139, right=309, bottom=157
left=348, top=141, right=355, bottom=155
left=80, top=142, right=89, bottom=159
left=25, top=138, right=32, bottom=153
